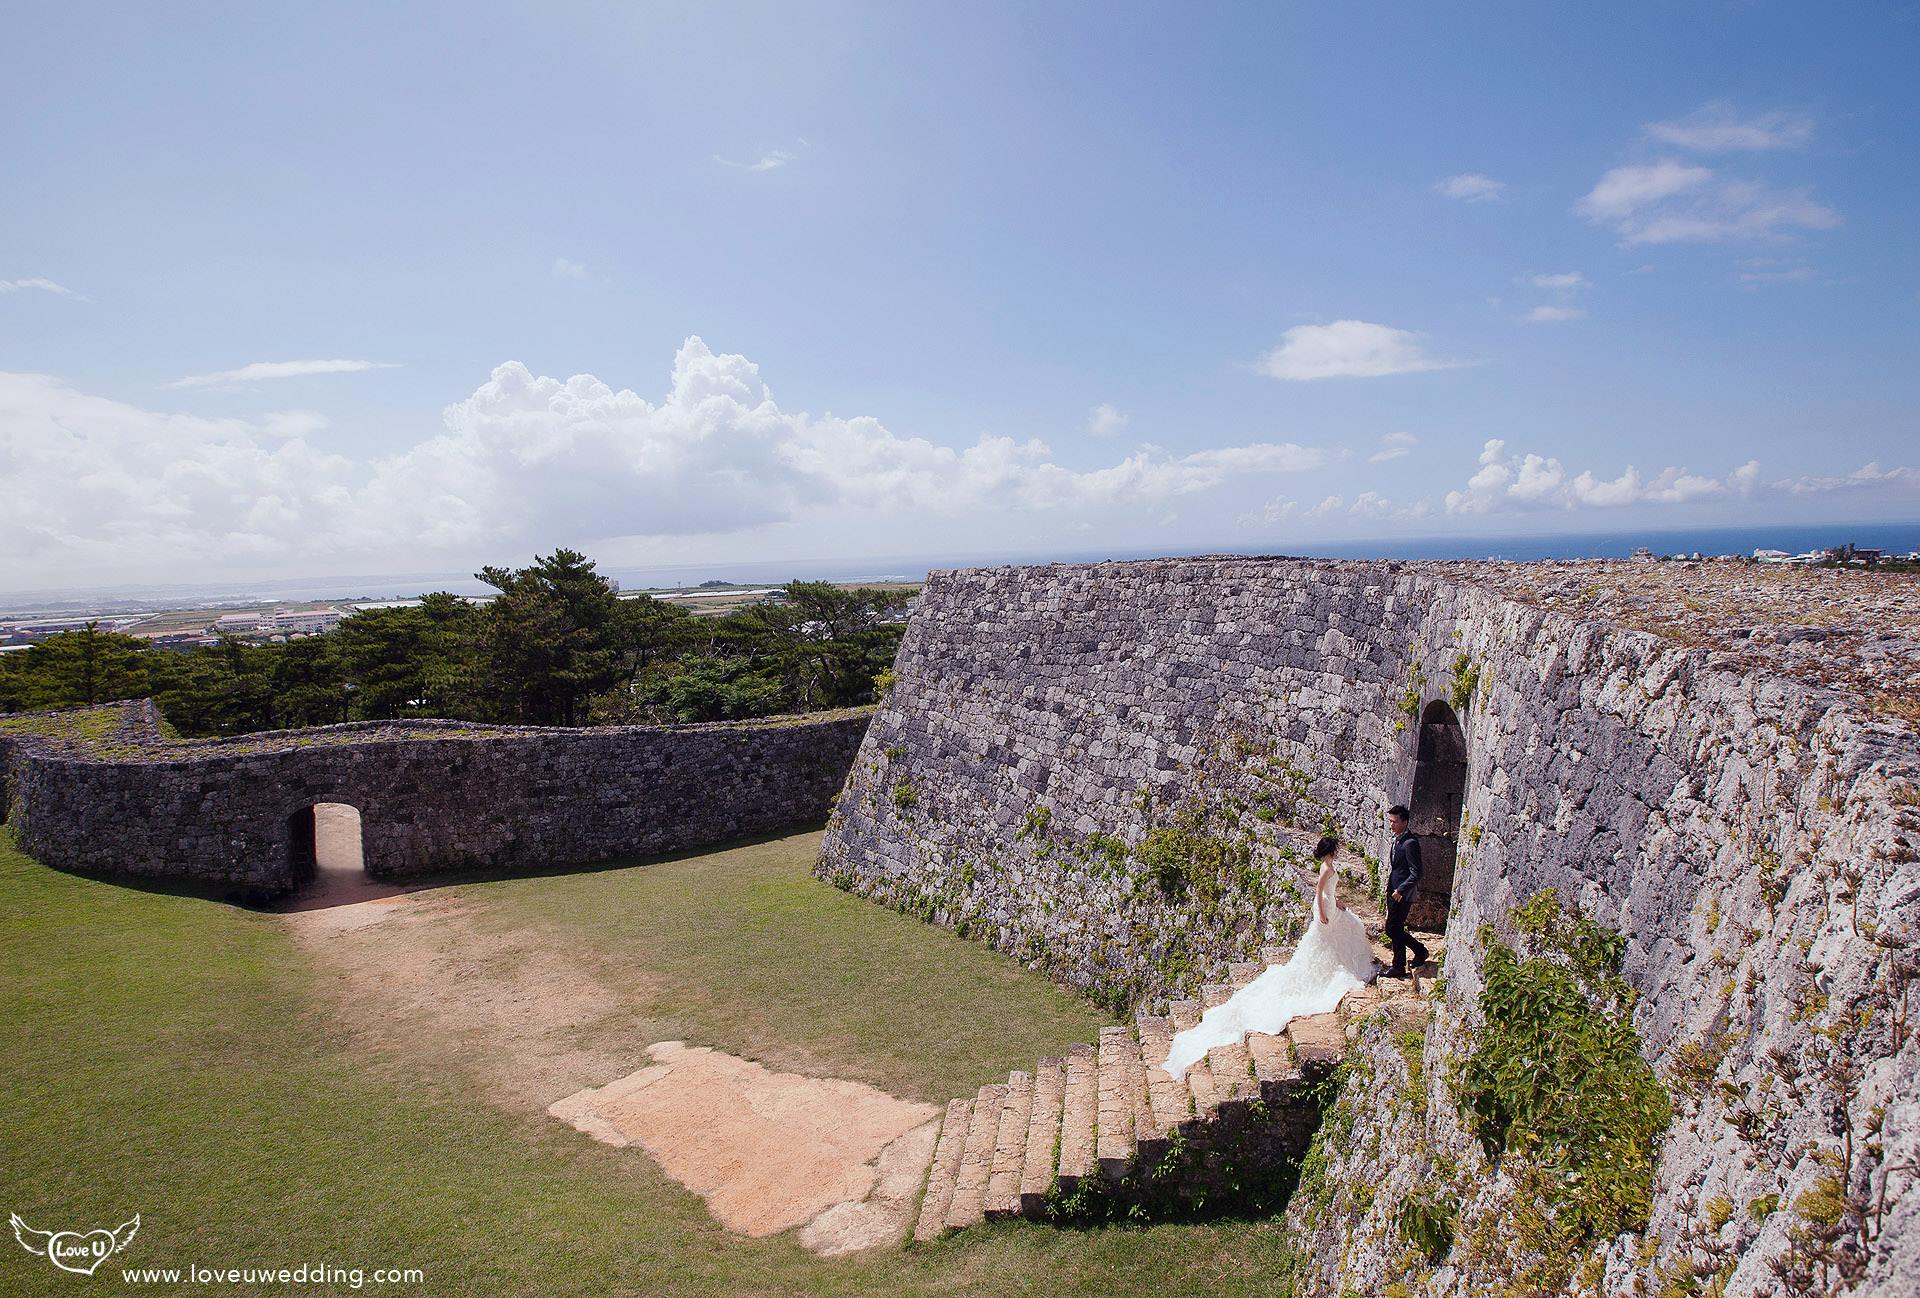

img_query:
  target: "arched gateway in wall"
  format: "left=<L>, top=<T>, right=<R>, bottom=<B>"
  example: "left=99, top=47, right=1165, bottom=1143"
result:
left=1405, top=699, right=1467, bottom=930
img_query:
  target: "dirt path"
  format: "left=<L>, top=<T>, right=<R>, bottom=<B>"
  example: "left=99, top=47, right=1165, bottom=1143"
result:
left=278, top=861, right=938, bottom=1254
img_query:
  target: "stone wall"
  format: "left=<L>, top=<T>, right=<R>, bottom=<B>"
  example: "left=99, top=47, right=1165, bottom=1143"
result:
left=2, top=701, right=871, bottom=895
left=817, top=555, right=1920, bottom=1294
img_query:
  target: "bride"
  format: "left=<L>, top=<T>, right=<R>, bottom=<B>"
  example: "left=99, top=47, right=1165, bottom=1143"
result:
left=1162, top=834, right=1379, bottom=1080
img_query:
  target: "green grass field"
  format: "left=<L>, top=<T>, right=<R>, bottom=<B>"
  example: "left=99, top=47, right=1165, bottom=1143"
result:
left=0, top=827, right=1299, bottom=1297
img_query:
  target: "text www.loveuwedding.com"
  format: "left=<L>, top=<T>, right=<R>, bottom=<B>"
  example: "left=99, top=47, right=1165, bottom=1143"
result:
left=120, top=1263, right=424, bottom=1288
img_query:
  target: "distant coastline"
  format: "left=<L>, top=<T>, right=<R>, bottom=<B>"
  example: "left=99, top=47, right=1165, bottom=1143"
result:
left=4, top=520, right=1917, bottom=612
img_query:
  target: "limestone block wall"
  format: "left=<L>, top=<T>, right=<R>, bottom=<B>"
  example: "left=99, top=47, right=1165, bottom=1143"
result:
left=818, top=555, right=1920, bottom=1292
left=817, top=558, right=1464, bottom=1003
left=2, top=701, right=871, bottom=895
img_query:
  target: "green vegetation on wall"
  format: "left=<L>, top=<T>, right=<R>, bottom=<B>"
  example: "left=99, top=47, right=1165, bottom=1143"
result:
left=1452, top=888, right=1671, bottom=1291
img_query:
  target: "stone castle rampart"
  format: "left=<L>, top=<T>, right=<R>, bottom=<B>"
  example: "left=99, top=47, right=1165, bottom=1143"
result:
left=818, top=556, right=1919, bottom=1293
left=1, top=700, right=871, bottom=894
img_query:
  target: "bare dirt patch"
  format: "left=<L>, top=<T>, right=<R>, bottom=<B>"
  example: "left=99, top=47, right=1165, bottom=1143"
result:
left=550, top=1042, right=938, bottom=1254
left=281, top=881, right=653, bottom=1111
left=281, top=858, right=943, bottom=1255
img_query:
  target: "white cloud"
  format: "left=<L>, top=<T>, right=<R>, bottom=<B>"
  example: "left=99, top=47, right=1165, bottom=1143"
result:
left=3, top=339, right=1335, bottom=582
left=1578, top=160, right=1714, bottom=221
left=166, top=359, right=399, bottom=389
left=1368, top=431, right=1417, bottom=463
left=1087, top=403, right=1128, bottom=437
left=1577, top=159, right=1838, bottom=246
left=1239, top=486, right=1428, bottom=530
left=1444, top=438, right=1741, bottom=514
left=1435, top=173, right=1504, bottom=202
left=1, top=277, right=87, bottom=300
left=1530, top=271, right=1589, bottom=291
left=715, top=148, right=795, bottom=173
left=1525, top=305, right=1586, bottom=323
left=1240, top=496, right=1298, bottom=528
left=1646, top=103, right=1813, bottom=153
left=551, top=257, right=588, bottom=280
left=1773, top=462, right=1920, bottom=495
left=1258, top=320, right=1467, bottom=381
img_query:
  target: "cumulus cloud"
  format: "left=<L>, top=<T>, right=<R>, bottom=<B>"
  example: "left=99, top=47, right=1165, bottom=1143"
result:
left=1258, top=321, right=1467, bottom=381
left=1530, top=271, right=1589, bottom=291
left=1577, top=159, right=1838, bottom=246
left=1, top=277, right=87, bottom=300
left=1525, top=305, right=1586, bottom=323
left=1444, top=438, right=1740, bottom=515
left=1435, top=173, right=1505, bottom=202
left=1087, top=403, right=1128, bottom=437
left=1773, top=462, right=1920, bottom=495
left=1241, top=488, right=1428, bottom=530
left=0, top=373, right=360, bottom=574
left=551, top=257, right=588, bottom=279
left=1646, top=103, right=1813, bottom=153
left=166, top=359, right=400, bottom=389
left=2, top=339, right=1335, bottom=582
left=1368, top=431, right=1417, bottom=463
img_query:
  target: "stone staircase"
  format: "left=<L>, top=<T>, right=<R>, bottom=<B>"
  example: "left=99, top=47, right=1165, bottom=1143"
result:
left=912, top=934, right=1437, bottom=1238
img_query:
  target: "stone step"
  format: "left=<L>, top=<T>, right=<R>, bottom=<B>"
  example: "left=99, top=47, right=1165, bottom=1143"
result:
left=1246, top=1030, right=1299, bottom=1089
left=1134, top=1016, right=1183, bottom=1142
left=1018, top=1057, right=1065, bottom=1215
left=914, top=1098, right=972, bottom=1241
left=1095, top=1027, right=1141, bottom=1178
left=984, top=1071, right=1035, bottom=1218
left=1207, top=1041, right=1259, bottom=1104
left=1286, top=1012, right=1346, bottom=1069
left=1134, top=1013, right=1172, bottom=1068
left=1200, top=982, right=1234, bottom=1009
left=1185, top=1054, right=1219, bottom=1117
left=945, top=1082, right=1006, bottom=1230
left=1056, top=1044, right=1097, bottom=1187
left=1167, top=998, right=1202, bottom=1032
left=1228, top=960, right=1263, bottom=987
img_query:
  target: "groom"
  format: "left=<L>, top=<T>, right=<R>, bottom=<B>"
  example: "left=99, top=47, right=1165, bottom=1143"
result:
left=1383, top=804, right=1431, bottom=978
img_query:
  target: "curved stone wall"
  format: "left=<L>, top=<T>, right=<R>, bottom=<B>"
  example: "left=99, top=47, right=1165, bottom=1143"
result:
left=1, top=700, right=871, bottom=895
left=818, top=555, right=1919, bottom=1294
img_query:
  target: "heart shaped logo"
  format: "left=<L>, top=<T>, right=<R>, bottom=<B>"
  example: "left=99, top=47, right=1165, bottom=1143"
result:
left=46, top=1229, right=117, bottom=1275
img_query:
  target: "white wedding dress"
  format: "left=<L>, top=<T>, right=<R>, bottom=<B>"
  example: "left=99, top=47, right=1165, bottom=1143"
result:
left=1162, top=868, right=1379, bottom=1080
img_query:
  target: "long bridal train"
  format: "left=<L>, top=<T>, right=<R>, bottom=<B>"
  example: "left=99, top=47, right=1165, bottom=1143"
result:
left=1162, top=892, right=1380, bottom=1080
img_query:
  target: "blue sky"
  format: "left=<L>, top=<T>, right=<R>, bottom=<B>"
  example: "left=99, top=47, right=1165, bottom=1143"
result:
left=3, top=2, right=1917, bottom=589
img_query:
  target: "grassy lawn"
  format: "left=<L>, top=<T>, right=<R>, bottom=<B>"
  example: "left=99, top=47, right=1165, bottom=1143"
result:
left=0, top=827, right=1300, bottom=1297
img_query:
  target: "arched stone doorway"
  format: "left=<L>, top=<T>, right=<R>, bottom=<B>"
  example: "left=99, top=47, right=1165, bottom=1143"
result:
left=1406, top=700, right=1466, bottom=930
left=287, top=802, right=365, bottom=887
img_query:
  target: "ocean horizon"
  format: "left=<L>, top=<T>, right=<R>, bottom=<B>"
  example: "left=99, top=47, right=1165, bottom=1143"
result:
left=5, top=520, right=1916, bottom=611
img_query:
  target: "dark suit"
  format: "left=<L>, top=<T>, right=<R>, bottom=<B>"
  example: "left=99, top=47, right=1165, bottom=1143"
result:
left=1386, top=830, right=1431, bottom=974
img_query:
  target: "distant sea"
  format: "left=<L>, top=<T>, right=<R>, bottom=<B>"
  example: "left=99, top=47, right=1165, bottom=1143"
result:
left=612, top=521, right=1920, bottom=587
left=5, top=522, right=1917, bottom=611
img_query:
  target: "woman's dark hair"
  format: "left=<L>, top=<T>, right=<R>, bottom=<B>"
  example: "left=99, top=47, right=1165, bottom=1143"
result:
left=1314, top=834, right=1339, bottom=860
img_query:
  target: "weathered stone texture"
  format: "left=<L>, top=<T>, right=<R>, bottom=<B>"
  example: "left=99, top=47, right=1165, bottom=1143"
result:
left=819, top=555, right=1919, bottom=1293
left=2, top=700, right=871, bottom=893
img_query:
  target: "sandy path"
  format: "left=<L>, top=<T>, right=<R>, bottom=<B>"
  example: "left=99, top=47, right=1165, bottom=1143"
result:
left=279, top=861, right=938, bottom=1254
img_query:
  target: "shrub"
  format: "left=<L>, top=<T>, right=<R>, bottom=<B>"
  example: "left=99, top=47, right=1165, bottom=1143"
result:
left=1454, top=888, right=1669, bottom=1283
